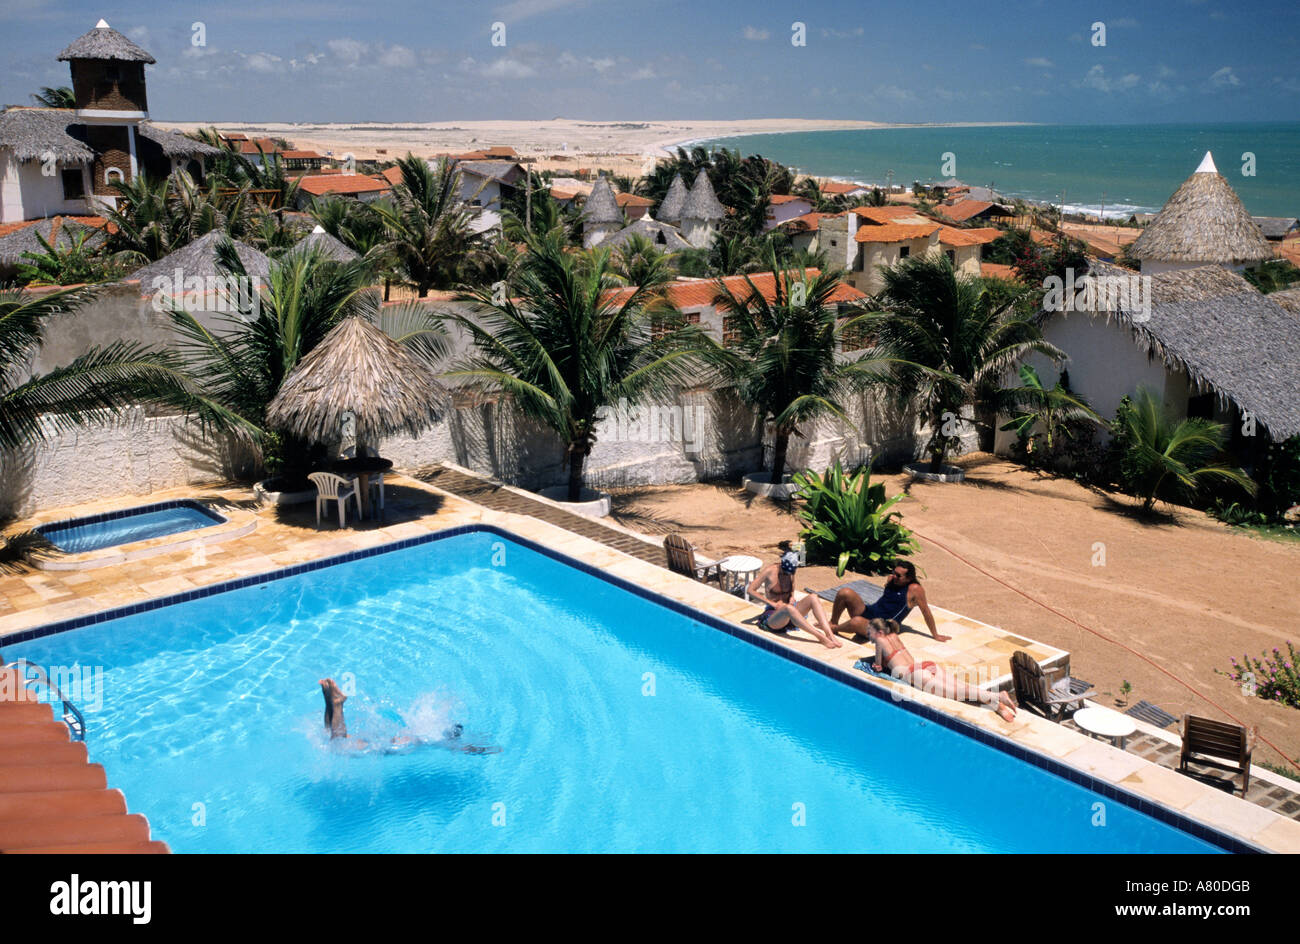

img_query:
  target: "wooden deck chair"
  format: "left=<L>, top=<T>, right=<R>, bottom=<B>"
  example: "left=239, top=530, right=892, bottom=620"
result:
left=308, top=472, right=362, bottom=529
left=1010, top=650, right=1095, bottom=721
left=662, top=533, right=722, bottom=587
left=1179, top=715, right=1254, bottom=796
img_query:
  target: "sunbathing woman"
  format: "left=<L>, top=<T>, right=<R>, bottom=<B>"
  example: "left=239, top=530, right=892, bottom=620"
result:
left=746, top=551, right=841, bottom=649
left=319, top=678, right=499, bottom=754
left=861, top=619, right=1017, bottom=722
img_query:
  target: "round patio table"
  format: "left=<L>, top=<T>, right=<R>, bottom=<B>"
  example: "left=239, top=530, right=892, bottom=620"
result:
left=328, top=457, right=393, bottom=518
left=1073, top=706, right=1137, bottom=750
left=719, top=555, right=763, bottom=599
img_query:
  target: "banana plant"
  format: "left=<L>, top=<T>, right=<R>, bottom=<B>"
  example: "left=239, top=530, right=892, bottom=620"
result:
left=792, top=460, right=917, bottom=577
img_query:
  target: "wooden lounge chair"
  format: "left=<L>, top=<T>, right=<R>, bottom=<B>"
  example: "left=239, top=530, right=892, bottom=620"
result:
left=662, top=533, right=722, bottom=587
left=1010, top=650, right=1095, bottom=721
left=1178, top=715, right=1254, bottom=796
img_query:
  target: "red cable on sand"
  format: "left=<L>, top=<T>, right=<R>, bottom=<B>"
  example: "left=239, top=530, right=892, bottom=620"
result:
left=911, top=527, right=1300, bottom=773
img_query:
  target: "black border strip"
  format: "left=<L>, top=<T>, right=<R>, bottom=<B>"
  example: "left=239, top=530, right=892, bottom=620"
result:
left=2, top=522, right=1264, bottom=854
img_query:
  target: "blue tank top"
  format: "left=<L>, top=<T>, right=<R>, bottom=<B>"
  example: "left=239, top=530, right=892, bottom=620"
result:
left=866, top=582, right=912, bottom=622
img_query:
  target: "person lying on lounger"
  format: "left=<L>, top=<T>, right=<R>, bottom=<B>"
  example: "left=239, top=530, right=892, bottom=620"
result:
left=861, top=618, right=1016, bottom=722
left=747, top=550, right=841, bottom=649
left=319, top=678, right=499, bottom=754
left=829, top=560, right=950, bottom=642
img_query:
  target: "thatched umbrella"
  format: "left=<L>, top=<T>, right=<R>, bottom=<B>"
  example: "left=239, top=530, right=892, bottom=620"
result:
left=1130, top=152, right=1273, bottom=266
left=265, top=316, right=447, bottom=456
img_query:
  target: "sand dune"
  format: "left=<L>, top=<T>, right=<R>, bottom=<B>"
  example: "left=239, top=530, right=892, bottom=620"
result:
left=156, top=117, right=1027, bottom=178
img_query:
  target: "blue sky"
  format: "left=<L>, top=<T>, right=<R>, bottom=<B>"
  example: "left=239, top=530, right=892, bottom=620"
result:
left=2, top=0, right=1297, bottom=123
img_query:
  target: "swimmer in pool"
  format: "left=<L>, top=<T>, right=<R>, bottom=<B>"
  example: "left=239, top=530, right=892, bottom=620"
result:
left=319, top=678, right=499, bottom=754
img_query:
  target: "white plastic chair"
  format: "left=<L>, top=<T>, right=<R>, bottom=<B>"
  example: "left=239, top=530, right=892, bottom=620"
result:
left=308, top=472, right=362, bottom=529
left=368, top=472, right=385, bottom=516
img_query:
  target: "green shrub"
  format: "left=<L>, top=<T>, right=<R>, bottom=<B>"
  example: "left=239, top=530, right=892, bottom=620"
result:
left=1218, top=642, right=1300, bottom=710
left=792, top=461, right=917, bottom=577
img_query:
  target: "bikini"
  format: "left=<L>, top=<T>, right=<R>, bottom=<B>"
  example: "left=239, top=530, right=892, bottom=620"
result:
left=758, top=570, right=794, bottom=631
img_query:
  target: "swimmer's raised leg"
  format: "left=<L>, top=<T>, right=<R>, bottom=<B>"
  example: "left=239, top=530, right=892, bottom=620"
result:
left=319, top=678, right=348, bottom=739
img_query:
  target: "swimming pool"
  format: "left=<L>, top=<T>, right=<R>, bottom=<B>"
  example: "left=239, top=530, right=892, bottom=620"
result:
left=36, top=500, right=226, bottom=554
left=3, top=526, right=1239, bottom=853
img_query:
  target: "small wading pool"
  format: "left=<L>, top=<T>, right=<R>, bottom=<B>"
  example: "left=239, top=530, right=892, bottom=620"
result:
left=36, top=500, right=227, bottom=554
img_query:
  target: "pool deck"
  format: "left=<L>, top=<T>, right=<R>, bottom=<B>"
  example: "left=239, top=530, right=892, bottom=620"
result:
left=2, top=466, right=1299, bottom=854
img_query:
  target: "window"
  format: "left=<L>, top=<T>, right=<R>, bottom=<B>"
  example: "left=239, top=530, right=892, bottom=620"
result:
left=945, top=249, right=956, bottom=264
left=61, top=168, right=85, bottom=200
left=104, top=64, right=120, bottom=83
left=104, top=167, right=124, bottom=186
left=899, top=246, right=910, bottom=259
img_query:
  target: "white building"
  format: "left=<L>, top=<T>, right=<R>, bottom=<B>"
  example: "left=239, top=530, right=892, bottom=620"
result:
left=0, top=20, right=218, bottom=223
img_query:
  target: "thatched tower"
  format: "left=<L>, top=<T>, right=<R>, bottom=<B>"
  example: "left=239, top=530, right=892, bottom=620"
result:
left=656, top=173, right=689, bottom=225
left=581, top=177, right=623, bottom=248
left=266, top=316, right=446, bottom=453
left=291, top=225, right=361, bottom=263
left=680, top=170, right=725, bottom=249
left=1129, top=152, right=1274, bottom=275
left=127, top=230, right=272, bottom=288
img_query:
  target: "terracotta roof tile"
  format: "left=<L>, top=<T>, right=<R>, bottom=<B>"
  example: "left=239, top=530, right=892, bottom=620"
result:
left=821, top=181, right=868, bottom=195
left=606, top=269, right=866, bottom=308
left=981, top=263, right=1019, bottom=280
left=296, top=175, right=391, bottom=196
left=854, top=222, right=940, bottom=243
left=934, top=200, right=996, bottom=222
left=938, top=226, right=1002, bottom=247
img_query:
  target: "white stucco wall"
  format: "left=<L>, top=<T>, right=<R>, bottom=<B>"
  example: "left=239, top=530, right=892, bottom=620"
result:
left=0, top=153, right=92, bottom=223
left=764, top=197, right=814, bottom=230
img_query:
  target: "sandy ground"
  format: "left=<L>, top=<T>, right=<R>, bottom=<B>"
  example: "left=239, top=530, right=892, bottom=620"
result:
left=607, top=454, right=1300, bottom=769
left=157, top=117, right=1027, bottom=178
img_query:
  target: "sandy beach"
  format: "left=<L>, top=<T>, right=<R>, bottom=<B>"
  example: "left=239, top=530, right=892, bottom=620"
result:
left=156, top=117, right=1028, bottom=178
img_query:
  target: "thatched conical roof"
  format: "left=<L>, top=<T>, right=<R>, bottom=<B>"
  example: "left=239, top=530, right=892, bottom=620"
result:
left=266, top=316, right=446, bottom=445
left=58, top=20, right=156, bottom=63
left=127, top=231, right=271, bottom=286
left=292, top=225, right=361, bottom=262
left=682, top=170, right=725, bottom=221
left=657, top=173, right=689, bottom=223
left=583, top=177, right=622, bottom=224
left=1129, top=152, right=1273, bottom=265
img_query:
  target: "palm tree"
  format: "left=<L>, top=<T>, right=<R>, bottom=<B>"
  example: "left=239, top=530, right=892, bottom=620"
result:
left=445, top=231, right=705, bottom=501
left=712, top=251, right=889, bottom=481
left=1112, top=389, right=1256, bottom=513
left=0, top=286, right=194, bottom=453
left=869, top=254, right=1065, bottom=471
left=374, top=155, right=485, bottom=297
left=165, top=241, right=443, bottom=484
left=31, top=86, right=75, bottom=108
left=997, top=365, right=1102, bottom=456
left=610, top=234, right=676, bottom=289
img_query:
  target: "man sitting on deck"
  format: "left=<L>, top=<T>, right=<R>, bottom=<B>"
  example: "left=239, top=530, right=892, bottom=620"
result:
left=747, top=551, right=841, bottom=649
left=862, top=618, right=1017, bottom=722
left=829, top=561, right=950, bottom=642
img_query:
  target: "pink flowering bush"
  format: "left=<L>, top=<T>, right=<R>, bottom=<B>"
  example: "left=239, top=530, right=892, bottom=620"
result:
left=1218, top=642, right=1300, bottom=709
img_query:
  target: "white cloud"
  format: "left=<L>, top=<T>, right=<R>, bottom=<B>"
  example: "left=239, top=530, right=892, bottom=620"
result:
left=378, top=44, right=416, bottom=68
left=244, top=52, right=283, bottom=73
left=1025, top=57, right=1053, bottom=68
left=326, top=38, right=367, bottom=64
left=589, top=57, right=615, bottom=73
left=1081, top=64, right=1140, bottom=92
left=481, top=57, right=536, bottom=79
left=494, top=0, right=587, bottom=21
left=1208, top=66, right=1240, bottom=88
left=742, top=26, right=769, bottom=41
left=820, top=27, right=864, bottom=39
left=628, top=66, right=656, bottom=80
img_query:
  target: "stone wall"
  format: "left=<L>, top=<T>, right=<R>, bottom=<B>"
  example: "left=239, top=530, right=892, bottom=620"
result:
left=0, top=283, right=958, bottom=519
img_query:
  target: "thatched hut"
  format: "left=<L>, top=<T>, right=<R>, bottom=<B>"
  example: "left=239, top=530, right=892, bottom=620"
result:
left=1129, top=152, right=1274, bottom=273
left=656, top=173, right=689, bottom=225
left=127, top=230, right=271, bottom=288
left=1080, top=259, right=1300, bottom=441
left=290, top=225, right=361, bottom=262
left=265, top=316, right=446, bottom=454
left=0, top=216, right=107, bottom=276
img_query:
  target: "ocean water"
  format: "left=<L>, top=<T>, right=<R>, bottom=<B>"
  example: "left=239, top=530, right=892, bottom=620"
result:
left=5, top=528, right=1224, bottom=853
left=695, top=123, right=1300, bottom=218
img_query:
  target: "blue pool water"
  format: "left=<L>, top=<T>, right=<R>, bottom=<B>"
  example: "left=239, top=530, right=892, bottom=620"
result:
left=37, top=500, right=225, bottom=553
left=5, top=529, right=1226, bottom=853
